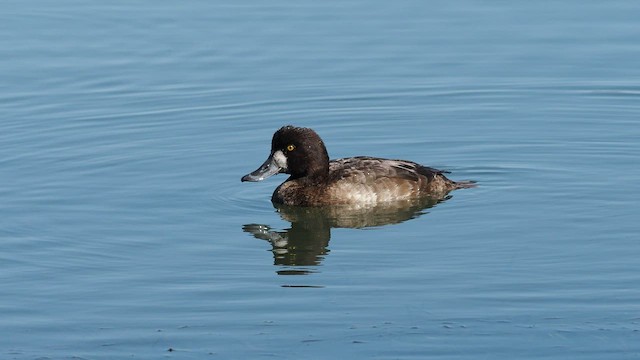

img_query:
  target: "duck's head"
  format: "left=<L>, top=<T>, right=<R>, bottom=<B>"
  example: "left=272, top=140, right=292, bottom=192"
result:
left=241, top=126, right=330, bottom=182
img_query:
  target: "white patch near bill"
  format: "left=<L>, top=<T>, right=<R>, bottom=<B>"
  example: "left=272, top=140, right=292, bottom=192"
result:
left=273, top=150, right=288, bottom=171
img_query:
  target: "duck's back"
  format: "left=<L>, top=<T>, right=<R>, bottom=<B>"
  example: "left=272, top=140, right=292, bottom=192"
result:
left=326, top=156, right=460, bottom=205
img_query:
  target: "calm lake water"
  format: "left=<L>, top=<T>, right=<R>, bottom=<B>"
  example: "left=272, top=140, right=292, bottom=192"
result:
left=2, top=1, right=640, bottom=359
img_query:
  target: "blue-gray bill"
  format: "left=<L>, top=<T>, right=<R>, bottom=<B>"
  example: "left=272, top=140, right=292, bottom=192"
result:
left=241, top=153, right=282, bottom=182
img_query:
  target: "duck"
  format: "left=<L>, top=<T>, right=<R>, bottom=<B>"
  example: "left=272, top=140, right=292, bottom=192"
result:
left=241, top=126, right=475, bottom=206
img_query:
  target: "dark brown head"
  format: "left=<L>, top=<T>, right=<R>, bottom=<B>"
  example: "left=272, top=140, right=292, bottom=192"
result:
left=241, top=126, right=330, bottom=183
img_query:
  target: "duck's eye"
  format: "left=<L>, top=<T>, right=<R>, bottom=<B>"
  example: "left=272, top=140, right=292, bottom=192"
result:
left=286, top=144, right=295, bottom=152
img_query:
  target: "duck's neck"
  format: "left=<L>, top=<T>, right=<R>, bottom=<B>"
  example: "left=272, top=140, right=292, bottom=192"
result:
left=291, top=145, right=330, bottom=184
left=290, top=168, right=329, bottom=185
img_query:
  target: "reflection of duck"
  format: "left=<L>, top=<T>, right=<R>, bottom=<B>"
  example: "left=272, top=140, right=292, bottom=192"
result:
left=241, top=126, right=475, bottom=206
left=243, top=195, right=449, bottom=273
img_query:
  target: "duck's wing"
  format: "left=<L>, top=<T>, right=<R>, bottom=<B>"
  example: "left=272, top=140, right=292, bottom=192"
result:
left=329, top=156, right=447, bottom=183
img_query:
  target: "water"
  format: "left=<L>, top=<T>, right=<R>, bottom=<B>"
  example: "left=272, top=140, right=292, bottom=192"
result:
left=2, top=1, right=640, bottom=359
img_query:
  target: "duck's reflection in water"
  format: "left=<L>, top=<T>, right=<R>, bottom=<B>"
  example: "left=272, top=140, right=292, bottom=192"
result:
left=243, top=195, right=450, bottom=275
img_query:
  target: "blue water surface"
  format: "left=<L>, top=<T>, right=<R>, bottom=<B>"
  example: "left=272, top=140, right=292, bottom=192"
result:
left=1, top=1, right=640, bottom=359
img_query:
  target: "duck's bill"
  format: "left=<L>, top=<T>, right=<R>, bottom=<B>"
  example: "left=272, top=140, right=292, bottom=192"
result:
left=241, top=154, right=282, bottom=182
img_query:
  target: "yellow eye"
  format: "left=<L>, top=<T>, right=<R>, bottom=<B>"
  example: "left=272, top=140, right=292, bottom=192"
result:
left=286, top=144, right=295, bottom=151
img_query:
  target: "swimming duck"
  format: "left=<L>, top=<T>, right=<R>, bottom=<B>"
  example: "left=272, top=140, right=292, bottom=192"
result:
left=241, top=126, right=474, bottom=206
